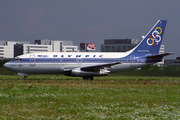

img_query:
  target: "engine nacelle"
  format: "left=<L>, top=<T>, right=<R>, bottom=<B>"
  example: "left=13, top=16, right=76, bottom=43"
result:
left=64, top=68, right=110, bottom=77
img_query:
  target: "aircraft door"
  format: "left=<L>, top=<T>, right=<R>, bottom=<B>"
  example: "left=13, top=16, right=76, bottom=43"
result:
left=130, top=55, right=135, bottom=66
left=76, top=58, right=82, bottom=66
left=30, top=55, right=36, bottom=66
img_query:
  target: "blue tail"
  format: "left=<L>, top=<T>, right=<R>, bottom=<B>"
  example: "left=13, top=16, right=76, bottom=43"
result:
left=130, top=20, right=167, bottom=56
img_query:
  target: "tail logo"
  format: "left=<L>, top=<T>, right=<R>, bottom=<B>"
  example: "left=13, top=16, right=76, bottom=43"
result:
left=147, top=27, right=162, bottom=46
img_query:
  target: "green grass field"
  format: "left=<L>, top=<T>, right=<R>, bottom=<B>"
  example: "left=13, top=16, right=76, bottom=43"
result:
left=0, top=78, right=180, bottom=119
left=0, top=67, right=180, bottom=119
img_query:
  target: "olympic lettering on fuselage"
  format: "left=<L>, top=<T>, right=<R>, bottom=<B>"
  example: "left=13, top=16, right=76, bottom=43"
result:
left=37, top=54, right=104, bottom=58
left=147, top=27, right=162, bottom=46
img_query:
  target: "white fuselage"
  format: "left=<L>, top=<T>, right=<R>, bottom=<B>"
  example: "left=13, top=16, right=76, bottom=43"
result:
left=4, top=51, right=149, bottom=75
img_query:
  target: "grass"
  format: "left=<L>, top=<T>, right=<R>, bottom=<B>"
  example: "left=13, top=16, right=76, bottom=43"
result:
left=1, top=73, right=180, bottom=81
left=0, top=67, right=180, bottom=119
left=0, top=79, right=180, bottom=119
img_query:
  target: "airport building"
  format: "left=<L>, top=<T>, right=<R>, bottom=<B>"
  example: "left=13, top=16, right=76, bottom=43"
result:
left=101, top=39, right=139, bottom=52
left=35, top=40, right=78, bottom=52
left=0, top=40, right=78, bottom=59
left=0, top=41, right=29, bottom=59
left=14, top=40, right=78, bottom=57
left=164, top=57, right=180, bottom=67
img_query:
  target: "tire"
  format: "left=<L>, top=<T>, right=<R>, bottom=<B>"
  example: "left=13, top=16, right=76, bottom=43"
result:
left=24, top=76, right=27, bottom=80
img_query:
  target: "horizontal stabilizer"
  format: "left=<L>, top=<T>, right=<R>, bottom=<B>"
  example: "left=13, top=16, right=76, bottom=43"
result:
left=146, top=52, right=174, bottom=59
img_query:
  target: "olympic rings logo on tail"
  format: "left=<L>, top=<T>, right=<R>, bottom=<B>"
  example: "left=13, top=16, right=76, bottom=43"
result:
left=147, top=27, right=162, bottom=46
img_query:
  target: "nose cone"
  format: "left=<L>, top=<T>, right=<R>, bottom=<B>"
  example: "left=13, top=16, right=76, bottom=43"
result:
left=4, top=62, right=10, bottom=69
left=4, top=61, right=18, bottom=72
left=4, top=62, right=13, bottom=71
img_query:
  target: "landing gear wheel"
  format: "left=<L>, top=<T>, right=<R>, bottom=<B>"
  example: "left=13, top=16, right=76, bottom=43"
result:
left=83, top=77, right=93, bottom=80
left=90, top=76, right=93, bottom=81
left=83, top=77, right=89, bottom=80
left=24, top=76, right=27, bottom=80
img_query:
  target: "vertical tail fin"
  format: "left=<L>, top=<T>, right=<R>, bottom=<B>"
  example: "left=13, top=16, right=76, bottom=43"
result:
left=130, top=20, right=167, bottom=56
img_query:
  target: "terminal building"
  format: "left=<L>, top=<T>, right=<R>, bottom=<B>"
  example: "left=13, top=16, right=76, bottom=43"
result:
left=34, top=40, right=78, bottom=52
left=0, top=41, right=29, bottom=59
left=164, top=57, right=180, bottom=67
left=101, top=39, right=139, bottom=52
left=14, top=40, right=78, bottom=57
left=0, top=40, right=78, bottom=59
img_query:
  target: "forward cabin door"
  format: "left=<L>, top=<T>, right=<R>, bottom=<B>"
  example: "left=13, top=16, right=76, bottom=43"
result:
left=76, top=58, right=82, bottom=67
left=30, top=55, right=36, bottom=66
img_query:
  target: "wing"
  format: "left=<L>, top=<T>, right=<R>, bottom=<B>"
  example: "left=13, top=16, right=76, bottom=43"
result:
left=80, top=62, right=121, bottom=71
left=64, top=62, right=121, bottom=72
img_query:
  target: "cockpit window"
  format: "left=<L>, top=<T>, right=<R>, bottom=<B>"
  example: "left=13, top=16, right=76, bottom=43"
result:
left=13, top=57, right=22, bottom=61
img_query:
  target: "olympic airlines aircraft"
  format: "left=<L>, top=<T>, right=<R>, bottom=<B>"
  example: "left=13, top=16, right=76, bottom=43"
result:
left=4, top=20, right=173, bottom=80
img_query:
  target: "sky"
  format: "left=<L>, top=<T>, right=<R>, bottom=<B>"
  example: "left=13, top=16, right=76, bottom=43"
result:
left=0, top=0, right=180, bottom=59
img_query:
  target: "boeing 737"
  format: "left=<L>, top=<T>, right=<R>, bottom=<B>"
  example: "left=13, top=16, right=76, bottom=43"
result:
left=4, top=20, right=173, bottom=80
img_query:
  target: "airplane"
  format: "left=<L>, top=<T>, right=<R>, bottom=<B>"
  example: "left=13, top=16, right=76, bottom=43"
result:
left=4, top=20, right=173, bottom=80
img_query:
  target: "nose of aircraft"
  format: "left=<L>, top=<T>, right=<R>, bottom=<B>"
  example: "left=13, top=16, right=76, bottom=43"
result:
left=4, top=61, right=18, bottom=72
left=4, top=62, right=10, bottom=69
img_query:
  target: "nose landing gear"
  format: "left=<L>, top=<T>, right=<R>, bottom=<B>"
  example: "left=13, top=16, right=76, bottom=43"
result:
left=18, top=72, right=28, bottom=80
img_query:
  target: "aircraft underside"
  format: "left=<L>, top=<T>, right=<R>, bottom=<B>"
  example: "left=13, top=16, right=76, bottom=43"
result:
left=9, top=62, right=147, bottom=80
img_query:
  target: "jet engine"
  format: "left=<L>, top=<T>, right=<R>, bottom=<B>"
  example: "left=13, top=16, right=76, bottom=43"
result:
left=64, top=68, right=110, bottom=77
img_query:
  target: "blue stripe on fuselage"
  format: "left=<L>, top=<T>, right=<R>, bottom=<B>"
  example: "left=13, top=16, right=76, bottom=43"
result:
left=9, top=57, right=161, bottom=64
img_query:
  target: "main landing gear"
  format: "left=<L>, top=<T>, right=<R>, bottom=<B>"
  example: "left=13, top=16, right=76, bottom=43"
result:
left=83, top=76, right=93, bottom=80
left=24, top=76, right=27, bottom=80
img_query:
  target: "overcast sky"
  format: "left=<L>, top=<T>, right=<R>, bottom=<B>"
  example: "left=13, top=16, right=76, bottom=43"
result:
left=0, top=0, right=180, bottom=58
